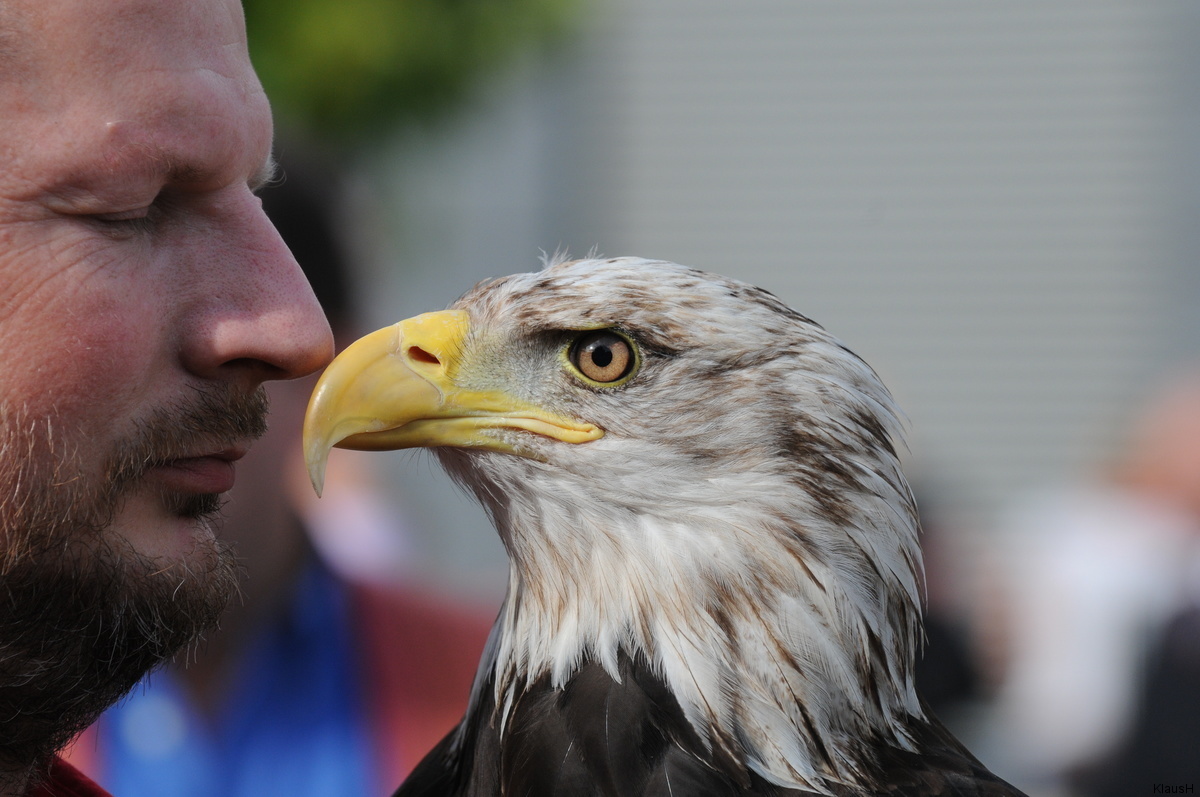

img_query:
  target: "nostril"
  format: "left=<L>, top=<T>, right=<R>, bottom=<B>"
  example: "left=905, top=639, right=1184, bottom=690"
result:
left=406, top=345, right=441, bottom=367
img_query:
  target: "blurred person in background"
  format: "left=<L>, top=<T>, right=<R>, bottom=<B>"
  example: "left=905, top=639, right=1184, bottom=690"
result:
left=1083, top=601, right=1200, bottom=796
left=65, top=156, right=493, bottom=797
left=1078, top=372, right=1200, bottom=796
left=985, top=370, right=1200, bottom=795
left=912, top=491, right=988, bottom=728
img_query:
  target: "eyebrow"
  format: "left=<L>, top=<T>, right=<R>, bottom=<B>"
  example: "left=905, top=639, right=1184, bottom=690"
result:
left=163, top=153, right=279, bottom=194
left=248, top=155, right=279, bottom=193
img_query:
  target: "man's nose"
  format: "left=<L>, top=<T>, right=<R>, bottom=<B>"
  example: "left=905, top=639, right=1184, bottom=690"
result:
left=179, top=195, right=335, bottom=386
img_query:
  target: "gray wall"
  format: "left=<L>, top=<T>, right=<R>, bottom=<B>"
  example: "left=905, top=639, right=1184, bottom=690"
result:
left=349, top=2, right=1198, bottom=603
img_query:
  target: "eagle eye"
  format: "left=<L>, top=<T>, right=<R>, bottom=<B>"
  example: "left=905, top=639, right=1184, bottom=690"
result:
left=568, top=330, right=637, bottom=385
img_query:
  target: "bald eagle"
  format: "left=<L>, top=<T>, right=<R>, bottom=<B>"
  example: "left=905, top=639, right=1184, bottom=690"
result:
left=303, top=257, right=1024, bottom=796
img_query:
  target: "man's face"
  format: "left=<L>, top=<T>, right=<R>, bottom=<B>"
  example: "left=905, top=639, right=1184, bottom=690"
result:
left=0, top=0, right=333, bottom=765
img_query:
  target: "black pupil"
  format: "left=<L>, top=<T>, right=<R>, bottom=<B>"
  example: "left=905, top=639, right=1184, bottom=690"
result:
left=591, top=344, right=613, bottom=368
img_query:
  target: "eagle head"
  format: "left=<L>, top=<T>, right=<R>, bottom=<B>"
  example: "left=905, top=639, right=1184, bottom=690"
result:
left=304, top=256, right=927, bottom=792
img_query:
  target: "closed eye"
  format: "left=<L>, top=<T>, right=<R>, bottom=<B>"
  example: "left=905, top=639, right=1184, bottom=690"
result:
left=91, top=214, right=154, bottom=238
left=89, top=203, right=163, bottom=239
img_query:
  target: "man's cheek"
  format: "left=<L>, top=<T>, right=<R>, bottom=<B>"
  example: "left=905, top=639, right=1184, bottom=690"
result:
left=0, top=287, right=161, bottom=423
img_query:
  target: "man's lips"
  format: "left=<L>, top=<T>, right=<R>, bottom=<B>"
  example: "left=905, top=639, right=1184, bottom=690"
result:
left=150, top=447, right=247, bottom=495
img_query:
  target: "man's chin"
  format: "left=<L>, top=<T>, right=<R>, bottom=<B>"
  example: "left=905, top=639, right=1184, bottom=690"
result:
left=107, top=486, right=226, bottom=561
left=0, top=523, right=239, bottom=769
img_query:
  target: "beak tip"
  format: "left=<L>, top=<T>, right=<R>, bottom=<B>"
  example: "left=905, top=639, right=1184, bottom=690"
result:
left=303, top=437, right=331, bottom=498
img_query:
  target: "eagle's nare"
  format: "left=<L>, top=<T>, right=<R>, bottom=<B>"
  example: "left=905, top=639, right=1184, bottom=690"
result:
left=303, top=257, right=1023, bottom=796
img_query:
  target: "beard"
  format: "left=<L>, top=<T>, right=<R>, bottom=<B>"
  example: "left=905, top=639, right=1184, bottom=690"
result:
left=0, top=387, right=267, bottom=770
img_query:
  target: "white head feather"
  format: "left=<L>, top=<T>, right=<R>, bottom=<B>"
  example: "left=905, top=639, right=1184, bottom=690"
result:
left=437, top=256, right=924, bottom=793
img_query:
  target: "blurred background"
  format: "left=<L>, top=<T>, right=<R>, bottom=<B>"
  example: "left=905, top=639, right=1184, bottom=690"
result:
left=73, top=2, right=1200, bottom=796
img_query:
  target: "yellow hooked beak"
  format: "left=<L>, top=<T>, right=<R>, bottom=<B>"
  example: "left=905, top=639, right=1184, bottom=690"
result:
left=302, top=309, right=604, bottom=495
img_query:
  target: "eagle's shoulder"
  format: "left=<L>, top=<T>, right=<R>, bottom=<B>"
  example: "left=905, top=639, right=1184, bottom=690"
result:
left=863, top=709, right=1028, bottom=797
left=394, top=653, right=1024, bottom=797
left=396, top=653, right=805, bottom=797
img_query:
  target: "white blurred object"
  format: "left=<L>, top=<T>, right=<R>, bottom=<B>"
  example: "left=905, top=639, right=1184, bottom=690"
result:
left=988, top=370, right=1200, bottom=788
left=991, top=486, right=1194, bottom=776
left=290, top=447, right=417, bottom=586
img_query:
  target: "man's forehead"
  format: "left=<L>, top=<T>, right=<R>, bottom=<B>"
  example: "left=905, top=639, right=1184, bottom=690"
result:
left=0, top=0, right=271, bottom=196
left=8, top=0, right=244, bottom=35
left=0, top=3, right=30, bottom=78
left=5, top=0, right=246, bottom=76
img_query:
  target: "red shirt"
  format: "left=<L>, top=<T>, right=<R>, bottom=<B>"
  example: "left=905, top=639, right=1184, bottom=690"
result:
left=27, top=759, right=112, bottom=797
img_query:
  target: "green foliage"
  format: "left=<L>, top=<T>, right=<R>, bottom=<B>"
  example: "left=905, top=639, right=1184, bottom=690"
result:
left=243, top=0, right=578, bottom=142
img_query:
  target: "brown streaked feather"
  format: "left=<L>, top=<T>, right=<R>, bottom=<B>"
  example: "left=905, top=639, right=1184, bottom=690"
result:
left=385, top=257, right=1024, bottom=796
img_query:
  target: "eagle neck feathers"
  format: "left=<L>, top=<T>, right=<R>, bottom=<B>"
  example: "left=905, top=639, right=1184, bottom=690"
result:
left=441, top=427, right=925, bottom=794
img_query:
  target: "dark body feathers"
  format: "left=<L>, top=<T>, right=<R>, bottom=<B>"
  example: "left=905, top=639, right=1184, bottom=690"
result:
left=396, top=653, right=1023, bottom=797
